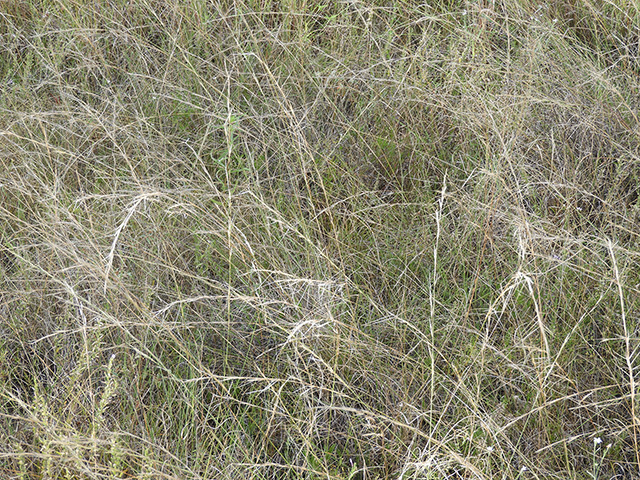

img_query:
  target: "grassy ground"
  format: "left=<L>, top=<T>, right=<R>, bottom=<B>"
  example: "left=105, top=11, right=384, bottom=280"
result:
left=1, top=0, right=640, bottom=478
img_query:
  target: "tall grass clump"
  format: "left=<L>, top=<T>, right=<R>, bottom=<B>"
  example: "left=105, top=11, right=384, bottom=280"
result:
left=1, top=0, right=640, bottom=478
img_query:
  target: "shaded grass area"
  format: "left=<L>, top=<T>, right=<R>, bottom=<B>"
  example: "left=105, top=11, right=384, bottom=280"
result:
left=1, top=0, right=640, bottom=478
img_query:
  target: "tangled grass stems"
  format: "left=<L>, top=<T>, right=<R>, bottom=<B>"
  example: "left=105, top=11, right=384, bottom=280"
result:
left=2, top=0, right=640, bottom=478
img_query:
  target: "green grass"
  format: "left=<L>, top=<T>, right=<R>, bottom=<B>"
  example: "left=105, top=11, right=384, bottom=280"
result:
left=2, top=0, right=640, bottom=478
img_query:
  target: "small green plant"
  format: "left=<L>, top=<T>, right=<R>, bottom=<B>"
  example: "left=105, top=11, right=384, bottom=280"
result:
left=588, top=437, right=612, bottom=480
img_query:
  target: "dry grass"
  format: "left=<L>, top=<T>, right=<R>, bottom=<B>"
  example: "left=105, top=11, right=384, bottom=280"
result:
left=1, top=0, right=640, bottom=478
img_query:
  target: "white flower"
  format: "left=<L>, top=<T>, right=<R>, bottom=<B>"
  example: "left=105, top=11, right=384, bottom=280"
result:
left=594, top=437, right=602, bottom=446
left=487, top=446, right=494, bottom=453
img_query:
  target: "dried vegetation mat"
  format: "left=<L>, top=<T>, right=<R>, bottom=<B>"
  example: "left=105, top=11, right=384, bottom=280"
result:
left=1, top=0, right=640, bottom=479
